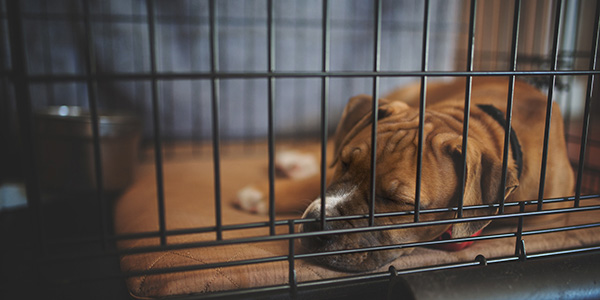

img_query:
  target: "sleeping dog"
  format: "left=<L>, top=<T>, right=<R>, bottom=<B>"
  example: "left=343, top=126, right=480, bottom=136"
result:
left=235, top=77, right=575, bottom=272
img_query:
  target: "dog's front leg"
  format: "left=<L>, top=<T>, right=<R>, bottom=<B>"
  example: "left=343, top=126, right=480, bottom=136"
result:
left=234, top=173, right=325, bottom=214
left=234, top=150, right=329, bottom=214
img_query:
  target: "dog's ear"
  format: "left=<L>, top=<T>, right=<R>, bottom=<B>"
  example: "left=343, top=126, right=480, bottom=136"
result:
left=332, top=94, right=375, bottom=155
left=446, top=139, right=519, bottom=238
left=331, top=96, right=409, bottom=167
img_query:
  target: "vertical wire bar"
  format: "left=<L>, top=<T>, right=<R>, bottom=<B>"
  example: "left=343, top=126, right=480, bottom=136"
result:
left=414, top=0, right=430, bottom=223
left=146, top=0, right=167, bottom=245
left=288, top=220, right=297, bottom=298
left=132, top=1, right=144, bottom=145
left=369, top=0, right=382, bottom=227
left=209, top=0, right=223, bottom=240
left=218, top=2, right=229, bottom=156
left=189, top=2, right=202, bottom=156
left=561, top=0, right=583, bottom=136
left=575, top=1, right=600, bottom=207
left=82, top=0, right=108, bottom=250
left=457, top=0, right=477, bottom=219
left=509, top=0, right=526, bottom=255
left=499, top=0, right=521, bottom=215
left=291, top=1, right=303, bottom=141
left=41, top=1, right=55, bottom=105
left=320, top=0, right=330, bottom=231
left=514, top=201, right=526, bottom=256
left=243, top=0, right=255, bottom=153
left=537, top=0, right=563, bottom=211
left=267, top=0, right=276, bottom=236
left=6, top=0, right=45, bottom=256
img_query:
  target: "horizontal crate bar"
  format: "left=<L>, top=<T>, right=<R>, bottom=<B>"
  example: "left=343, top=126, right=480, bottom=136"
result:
left=8, top=69, right=600, bottom=82
left=294, top=232, right=517, bottom=260
left=45, top=246, right=600, bottom=296
left=43, top=194, right=600, bottom=249
left=42, top=202, right=600, bottom=263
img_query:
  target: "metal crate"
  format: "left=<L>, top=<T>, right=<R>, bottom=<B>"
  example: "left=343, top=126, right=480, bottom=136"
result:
left=1, top=0, right=599, bottom=299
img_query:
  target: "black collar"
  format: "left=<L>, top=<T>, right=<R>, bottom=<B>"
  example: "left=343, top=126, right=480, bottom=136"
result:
left=477, top=104, right=523, bottom=179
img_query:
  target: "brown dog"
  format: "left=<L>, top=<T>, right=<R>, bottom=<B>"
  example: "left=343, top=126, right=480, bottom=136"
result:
left=235, top=77, right=574, bottom=272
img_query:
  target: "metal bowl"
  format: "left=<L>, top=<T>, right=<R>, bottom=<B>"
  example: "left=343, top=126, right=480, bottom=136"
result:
left=34, top=106, right=141, bottom=194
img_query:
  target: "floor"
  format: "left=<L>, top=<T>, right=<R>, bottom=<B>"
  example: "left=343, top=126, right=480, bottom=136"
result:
left=0, top=193, right=131, bottom=300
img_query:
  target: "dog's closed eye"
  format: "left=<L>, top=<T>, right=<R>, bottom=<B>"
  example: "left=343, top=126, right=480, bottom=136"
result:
left=377, top=195, right=416, bottom=209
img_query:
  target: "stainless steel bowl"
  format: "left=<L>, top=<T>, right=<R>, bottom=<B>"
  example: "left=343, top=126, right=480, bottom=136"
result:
left=34, top=106, right=141, bottom=194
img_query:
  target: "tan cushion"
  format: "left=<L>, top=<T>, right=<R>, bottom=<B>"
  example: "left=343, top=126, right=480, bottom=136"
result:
left=115, top=147, right=600, bottom=298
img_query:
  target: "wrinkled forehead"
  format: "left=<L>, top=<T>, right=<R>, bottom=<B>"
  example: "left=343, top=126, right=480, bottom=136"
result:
left=342, top=113, right=450, bottom=159
left=340, top=119, right=461, bottom=204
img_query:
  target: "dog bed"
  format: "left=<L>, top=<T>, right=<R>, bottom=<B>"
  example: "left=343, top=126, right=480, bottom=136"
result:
left=115, top=143, right=600, bottom=299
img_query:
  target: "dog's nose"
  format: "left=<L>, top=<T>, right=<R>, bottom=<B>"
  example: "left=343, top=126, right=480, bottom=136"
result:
left=301, top=209, right=331, bottom=232
left=301, top=207, right=343, bottom=250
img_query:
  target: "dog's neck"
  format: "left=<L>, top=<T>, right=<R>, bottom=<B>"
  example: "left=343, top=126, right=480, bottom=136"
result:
left=476, top=104, right=523, bottom=179
left=433, top=105, right=524, bottom=252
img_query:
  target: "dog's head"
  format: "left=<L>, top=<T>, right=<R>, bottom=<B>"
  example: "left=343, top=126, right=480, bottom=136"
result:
left=300, top=95, right=519, bottom=272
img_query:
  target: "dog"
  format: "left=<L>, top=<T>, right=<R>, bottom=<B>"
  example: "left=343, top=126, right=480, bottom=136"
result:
left=234, top=77, right=575, bottom=272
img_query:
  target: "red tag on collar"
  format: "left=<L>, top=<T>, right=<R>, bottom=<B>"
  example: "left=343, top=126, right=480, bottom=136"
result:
left=431, top=226, right=483, bottom=251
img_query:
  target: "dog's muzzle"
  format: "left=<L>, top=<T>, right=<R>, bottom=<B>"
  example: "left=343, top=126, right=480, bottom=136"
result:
left=299, top=193, right=415, bottom=272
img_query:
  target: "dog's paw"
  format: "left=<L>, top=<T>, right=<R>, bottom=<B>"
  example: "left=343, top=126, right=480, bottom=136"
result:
left=275, top=150, right=318, bottom=179
left=234, top=186, right=267, bottom=214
